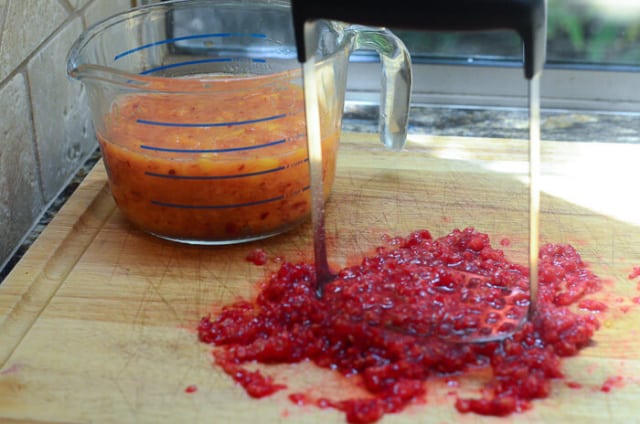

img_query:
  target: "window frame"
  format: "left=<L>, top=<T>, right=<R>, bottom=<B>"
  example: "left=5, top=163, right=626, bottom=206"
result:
left=346, top=59, right=640, bottom=114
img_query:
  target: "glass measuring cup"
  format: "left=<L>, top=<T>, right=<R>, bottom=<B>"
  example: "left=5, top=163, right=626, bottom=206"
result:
left=67, top=0, right=411, bottom=244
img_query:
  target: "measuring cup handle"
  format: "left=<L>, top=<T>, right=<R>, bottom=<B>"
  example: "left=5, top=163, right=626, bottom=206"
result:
left=348, top=27, right=412, bottom=151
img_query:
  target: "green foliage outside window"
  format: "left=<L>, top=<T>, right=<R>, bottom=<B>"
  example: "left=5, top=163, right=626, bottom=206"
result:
left=394, top=0, right=640, bottom=67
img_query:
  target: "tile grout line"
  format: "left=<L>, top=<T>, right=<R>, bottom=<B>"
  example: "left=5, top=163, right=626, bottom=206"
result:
left=0, top=147, right=100, bottom=281
left=0, top=0, right=84, bottom=90
left=0, top=1, right=7, bottom=54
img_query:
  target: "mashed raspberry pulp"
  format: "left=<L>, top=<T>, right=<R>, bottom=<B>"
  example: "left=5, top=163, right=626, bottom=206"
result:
left=198, top=228, right=602, bottom=423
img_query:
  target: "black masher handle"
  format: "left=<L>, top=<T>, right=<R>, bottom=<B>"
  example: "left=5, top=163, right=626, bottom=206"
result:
left=291, top=0, right=547, bottom=79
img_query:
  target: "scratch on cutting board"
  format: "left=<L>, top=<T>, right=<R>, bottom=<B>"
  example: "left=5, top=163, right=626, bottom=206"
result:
left=110, top=375, right=140, bottom=420
left=204, top=257, right=236, bottom=302
left=0, top=363, right=22, bottom=375
left=603, top=383, right=615, bottom=421
left=147, top=275, right=180, bottom=322
left=128, top=242, right=182, bottom=330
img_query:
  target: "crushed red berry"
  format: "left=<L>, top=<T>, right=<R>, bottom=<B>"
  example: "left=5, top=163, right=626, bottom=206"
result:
left=211, top=349, right=286, bottom=398
left=578, top=299, right=608, bottom=313
left=566, top=381, right=583, bottom=389
left=601, top=376, right=624, bottom=393
left=289, top=393, right=311, bottom=405
left=246, top=248, right=268, bottom=266
left=198, top=228, right=605, bottom=423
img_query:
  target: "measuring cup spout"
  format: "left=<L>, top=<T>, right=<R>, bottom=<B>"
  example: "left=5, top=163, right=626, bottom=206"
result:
left=67, top=62, right=143, bottom=88
left=67, top=37, right=145, bottom=88
left=66, top=18, right=110, bottom=83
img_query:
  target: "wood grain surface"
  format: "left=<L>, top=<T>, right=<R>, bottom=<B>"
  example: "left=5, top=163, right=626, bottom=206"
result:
left=1, top=132, right=639, bottom=423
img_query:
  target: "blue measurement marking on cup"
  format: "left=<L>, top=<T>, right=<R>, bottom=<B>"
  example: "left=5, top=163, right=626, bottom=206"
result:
left=145, top=157, right=309, bottom=180
left=113, top=33, right=267, bottom=61
left=141, top=137, right=286, bottom=154
left=151, top=186, right=311, bottom=210
left=139, top=58, right=232, bottom=75
left=140, top=58, right=268, bottom=75
left=136, top=113, right=286, bottom=129
left=142, top=132, right=308, bottom=209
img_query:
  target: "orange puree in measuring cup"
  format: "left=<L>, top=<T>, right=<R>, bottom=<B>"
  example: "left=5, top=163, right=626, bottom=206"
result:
left=98, top=77, right=338, bottom=243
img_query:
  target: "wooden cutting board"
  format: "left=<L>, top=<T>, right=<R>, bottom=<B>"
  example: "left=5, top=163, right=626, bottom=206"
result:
left=1, top=132, right=639, bottom=423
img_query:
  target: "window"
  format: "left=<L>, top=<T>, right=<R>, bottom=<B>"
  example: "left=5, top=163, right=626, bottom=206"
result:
left=347, top=0, right=640, bottom=112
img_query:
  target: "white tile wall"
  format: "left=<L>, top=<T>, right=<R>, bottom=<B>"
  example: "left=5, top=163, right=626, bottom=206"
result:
left=0, top=0, right=67, bottom=82
left=83, top=0, right=133, bottom=27
left=68, top=0, right=93, bottom=9
left=28, top=17, right=93, bottom=201
left=0, top=0, right=135, bottom=271
left=0, top=74, right=43, bottom=259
